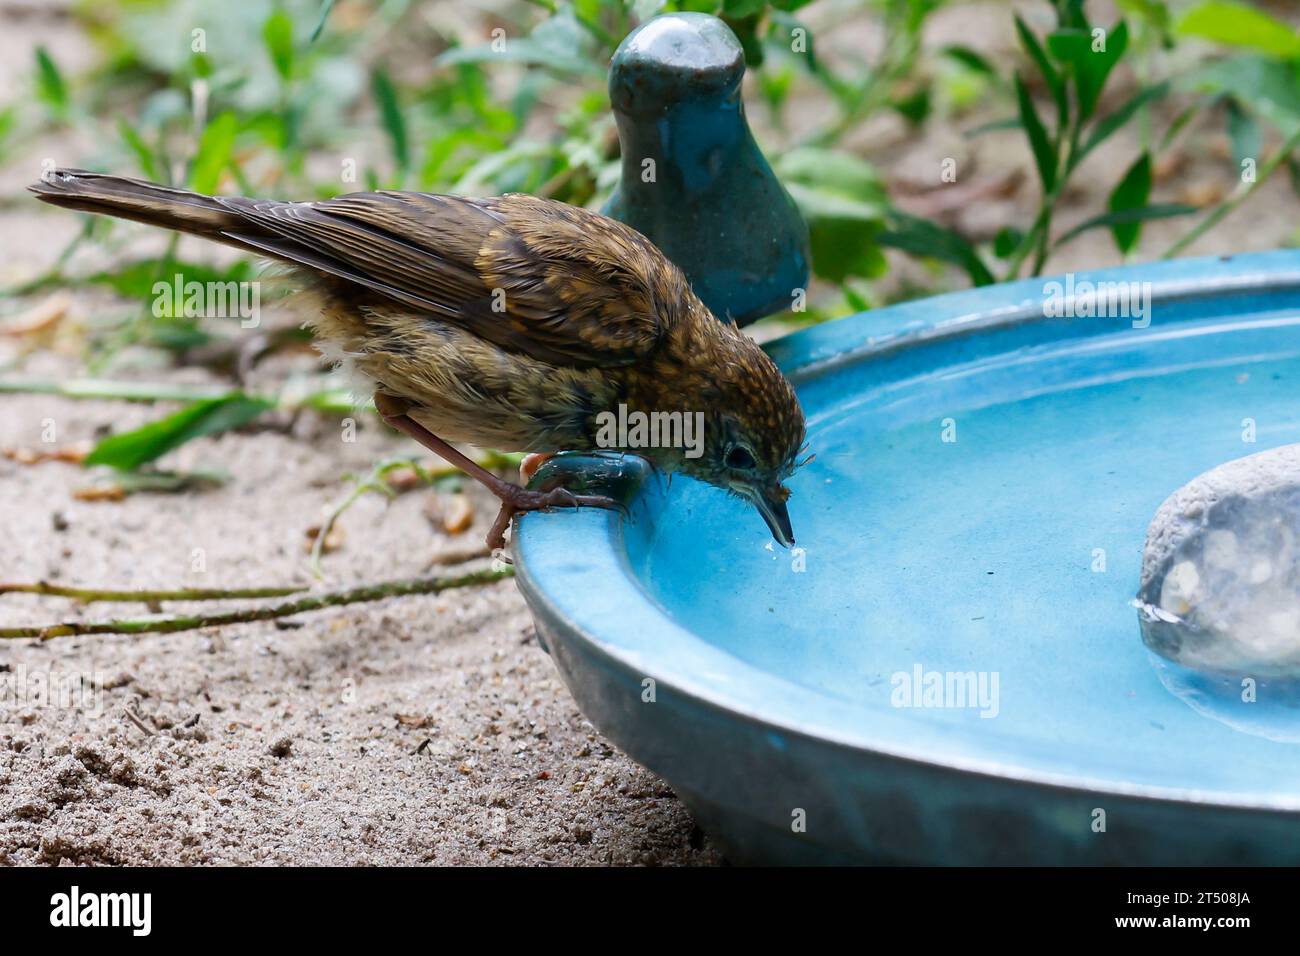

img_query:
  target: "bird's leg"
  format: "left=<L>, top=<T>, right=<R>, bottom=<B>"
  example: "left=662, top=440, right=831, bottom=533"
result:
left=374, top=393, right=621, bottom=552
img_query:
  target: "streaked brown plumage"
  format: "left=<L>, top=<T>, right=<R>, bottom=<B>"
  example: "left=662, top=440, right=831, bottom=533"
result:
left=29, top=169, right=807, bottom=550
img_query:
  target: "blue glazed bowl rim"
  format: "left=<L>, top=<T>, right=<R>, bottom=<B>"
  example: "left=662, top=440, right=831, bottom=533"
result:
left=515, top=249, right=1300, bottom=813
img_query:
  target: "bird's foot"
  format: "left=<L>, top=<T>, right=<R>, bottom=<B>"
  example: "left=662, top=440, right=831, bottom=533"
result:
left=486, top=485, right=624, bottom=552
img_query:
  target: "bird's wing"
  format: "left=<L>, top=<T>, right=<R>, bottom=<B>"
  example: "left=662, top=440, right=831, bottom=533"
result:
left=218, top=190, right=678, bottom=367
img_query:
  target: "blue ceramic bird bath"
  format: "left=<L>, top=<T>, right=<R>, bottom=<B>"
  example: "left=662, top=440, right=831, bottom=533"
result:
left=514, top=251, right=1300, bottom=865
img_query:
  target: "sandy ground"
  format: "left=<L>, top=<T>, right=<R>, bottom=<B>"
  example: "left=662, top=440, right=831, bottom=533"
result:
left=0, top=0, right=729, bottom=869
left=2, top=0, right=1297, bottom=866
left=0, top=365, right=724, bottom=865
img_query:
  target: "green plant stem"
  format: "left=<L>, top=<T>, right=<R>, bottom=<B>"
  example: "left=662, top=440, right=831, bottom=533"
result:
left=1029, top=206, right=1055, bottom=276
left=1002, top=206, right=1050, bottom=280
left=309, top=453, right=522, bottom=576
left=805, top=3, right=923, bottom=148
left=0, top=377, right=233, bottom=402
left=0, top=377, right=359, bottom=414
left=1162, top=126, right=1300, bottom=260
left=0, top=566, right=513, bottom=641
left=809, top=72, right=891, bottom=148
left=572, top=11, right=617, bottom=51
left=309, top=456, right=415, bottom=576
left=0, top=582, right=306, bottom=602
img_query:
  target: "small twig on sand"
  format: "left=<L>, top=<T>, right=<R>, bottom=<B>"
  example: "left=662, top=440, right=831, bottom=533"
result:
left=0, top=582, right=307, bottom=603
left=122, top=703, right=157, bottom=737
left=427, top=544, right=493, bottom=568
left=0, top=566, right=513, bottom=641
left=310, top=457, right=432, bottom=577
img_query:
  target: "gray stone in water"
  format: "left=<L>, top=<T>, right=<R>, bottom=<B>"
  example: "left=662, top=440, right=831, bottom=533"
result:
left=1137, top=444, right=1300, bottom=677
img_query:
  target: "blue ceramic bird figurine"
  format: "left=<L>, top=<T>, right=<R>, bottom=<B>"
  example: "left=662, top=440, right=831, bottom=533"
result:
left=603, top=13, right=810, bottom=326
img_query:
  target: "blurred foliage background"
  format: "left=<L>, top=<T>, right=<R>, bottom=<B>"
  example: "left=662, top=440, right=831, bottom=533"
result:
left=8, top=0, right=1300, bottom=324
left=2, top=0, right=1300, bottom=481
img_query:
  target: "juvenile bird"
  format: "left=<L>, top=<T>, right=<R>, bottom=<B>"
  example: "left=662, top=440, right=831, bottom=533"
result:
left=29, top=169, right=808, bottom=551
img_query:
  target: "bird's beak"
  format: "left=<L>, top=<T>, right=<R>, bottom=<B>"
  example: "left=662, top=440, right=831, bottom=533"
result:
left=749, top=484, right=795, bottom=547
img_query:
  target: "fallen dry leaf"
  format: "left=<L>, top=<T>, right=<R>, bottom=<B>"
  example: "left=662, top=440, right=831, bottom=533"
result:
left=1178, top=180, right=1227, bottom=208
left=441, top=494, right=474, bottom=534
left=73, top=484, right=127, bottom=502
left=384, top=465, right=425, bottom=492
left=3, top=440, right=94, bottom=466
left=395, top=713, right=433, bottom=729
left=426, top=492, right=474, bottom=535
left=0, top=291, right=71, bottom=337
left=304, top=523, right=344, bottom=554
left=1153, top=150, right=1190, bottom=185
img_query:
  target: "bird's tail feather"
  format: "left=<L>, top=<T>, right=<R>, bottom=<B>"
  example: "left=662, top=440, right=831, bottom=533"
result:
left=28, top=168, right=266, bottom=256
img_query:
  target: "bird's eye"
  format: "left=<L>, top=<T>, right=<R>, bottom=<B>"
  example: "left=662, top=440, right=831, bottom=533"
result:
left=725, top=445, right=756, bottom=470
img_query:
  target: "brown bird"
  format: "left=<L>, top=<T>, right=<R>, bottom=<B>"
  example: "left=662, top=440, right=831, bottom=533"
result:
left=29, top=169, right=807, bottom=551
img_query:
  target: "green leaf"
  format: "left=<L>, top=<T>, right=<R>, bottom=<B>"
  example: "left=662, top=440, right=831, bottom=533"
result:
left=777, top=148, right=886, bottom=204
left=1177, top=2, right=1300, bottom=59
left=1108, top=152, right=1153, bottom=253
left=725, top=12, right=765, bottom=67
left=1085, top=21, right=1129, bottom=119
left=964, top=116, right=1021, bottom=138
left=263, top=11, right=294, bottom=81
left=842, top=282, right=871, bottom=313
left=941, top=45, right=998, bottom=77
left=143, top=319, right=211, bottom=353
left=1189, top=56, right=1300, bottom=137
left=783, top=182, right=883, bottom=222
left=778, top=153, right=887, bottom=283
left=1015, top=16, right=1067, bottom=125
left=1050, top=21, right=1129, bottom=122
left=758, top=63, right=794, bottom=112
left=1058, top=0, right=1089, bottom=30
left=84, top=393, right=274, bottom=472
left=118, top=120, right=158, bottom=180
left=436, top=10, right=602, bottom=77
left=371, top=68, right=408, bottom=172
left=34, top=46, right=68, bottom=116
left=191, top=51, right=214, bottom=79
left=1055, top=202, right=1197, bottom=249
left=190, top=111, right=238, bottom=195
left=1225, top=97, right=1261, bottom=166
left=1118, top=0, right=1171, bottom=37
left=723, top=0, right=766, bottom=17
left=0, top=106, right=16, bottom=159
left=85, top=258, right=255, bottom=301
left=806, top=216, right=887, bottom=283
left=1045, top=28, right=1090, bottom=62
left=768, top=11, right=818, bottom=72
left=1015, top=72, right=1057, bottom=192
left=890, top=86, right=931, bottom=124
left=1075, top=81, right=1170, bottom=167
left=879, top=211, right=994, bottom=287
left=781, top=178, right=886, bottom=283
left=993, top=226, right=1024, bottom=259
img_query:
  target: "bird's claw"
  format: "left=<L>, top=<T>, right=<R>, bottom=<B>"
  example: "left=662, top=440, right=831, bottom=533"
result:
left=485, top=486, right=626, bottom=552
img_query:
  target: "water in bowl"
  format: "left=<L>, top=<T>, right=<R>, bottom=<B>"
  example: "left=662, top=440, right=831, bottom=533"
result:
left=628, top=307, right=1300, bottom=794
